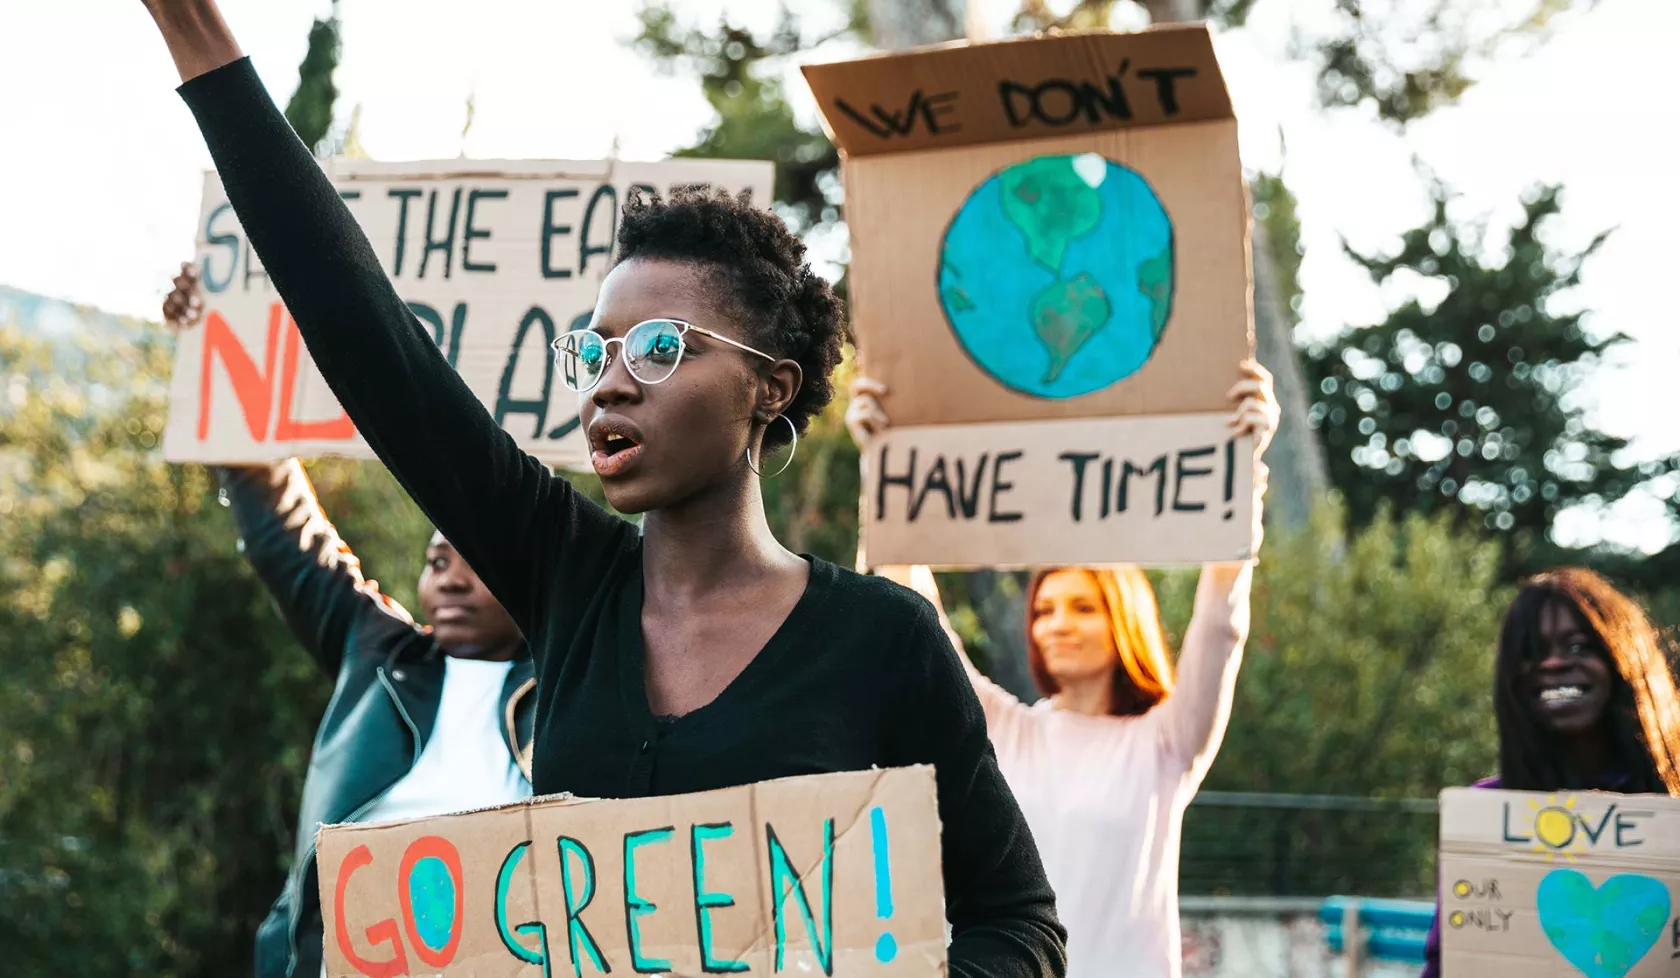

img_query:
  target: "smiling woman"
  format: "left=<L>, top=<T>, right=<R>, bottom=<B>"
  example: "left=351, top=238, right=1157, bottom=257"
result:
left=1420, top=566, right=1680, bottom=978
left=134, top=1, right=1065, bottom=974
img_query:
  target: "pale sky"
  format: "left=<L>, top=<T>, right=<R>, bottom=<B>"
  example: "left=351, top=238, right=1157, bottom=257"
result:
left=2, top=0, right=1674, bottom=549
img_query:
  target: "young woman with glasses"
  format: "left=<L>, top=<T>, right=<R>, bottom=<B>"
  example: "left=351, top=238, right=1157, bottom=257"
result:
left=1419, top=567, right=1680, bottom=977
left=136, top=3, right=1066, bottom=974
left=847, top=363, right=1277, bottom=978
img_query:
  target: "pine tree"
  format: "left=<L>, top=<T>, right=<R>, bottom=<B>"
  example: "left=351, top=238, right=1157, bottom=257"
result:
left=282, top=2, right=342, bottom=155
left=1304, top=180, right=1679, bottom=565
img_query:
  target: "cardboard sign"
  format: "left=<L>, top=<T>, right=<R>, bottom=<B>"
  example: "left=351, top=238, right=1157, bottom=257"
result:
left=1438, top=787, right=1680, bottom=977
left=317, top=767, right=946, bottom=977
left=803, top=25, right=1254, bottom=567
left=163, top=158, right=773, bottom=467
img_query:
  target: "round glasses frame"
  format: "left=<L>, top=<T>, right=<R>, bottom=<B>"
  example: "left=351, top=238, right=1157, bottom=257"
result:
left=550, top=318, right=775, bottom=394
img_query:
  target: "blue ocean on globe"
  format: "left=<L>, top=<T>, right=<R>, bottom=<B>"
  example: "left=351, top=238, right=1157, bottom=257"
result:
left=937, top=153, right=1175, bottom=400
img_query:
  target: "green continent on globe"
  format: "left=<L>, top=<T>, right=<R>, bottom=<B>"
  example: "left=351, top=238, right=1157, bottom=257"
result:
left=1000, top=156, right=1102, bottom=274
left=1137, top=241, right=1174, bottom=340
left=1030, top=272, right=1111, bottom=384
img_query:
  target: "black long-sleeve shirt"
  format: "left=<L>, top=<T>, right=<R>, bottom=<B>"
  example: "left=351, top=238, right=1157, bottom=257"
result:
left=179, top=57, right=1065, bottom=977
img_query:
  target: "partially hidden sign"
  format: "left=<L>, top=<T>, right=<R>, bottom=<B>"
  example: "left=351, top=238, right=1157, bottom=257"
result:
left=803, top=25, right=1254, bottom=568
left=164, top=157, right=772, bottom=468
left=1438, top=787, right=1680, bottom=977
left=317, top=766, right=947, bottom=977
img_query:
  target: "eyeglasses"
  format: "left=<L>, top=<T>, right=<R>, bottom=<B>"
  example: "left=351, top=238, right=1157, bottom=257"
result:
left=551, top=319, right=775, bottom=393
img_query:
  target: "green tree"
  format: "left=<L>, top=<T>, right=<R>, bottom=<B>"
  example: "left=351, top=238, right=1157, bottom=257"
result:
left=1156, top=501, right=1507, bottom=895
left=0, top=323, right=431, bottom=975
left=283, top=1, right=342, bottom=155
left=1304, top=180, right=1680, bottom=567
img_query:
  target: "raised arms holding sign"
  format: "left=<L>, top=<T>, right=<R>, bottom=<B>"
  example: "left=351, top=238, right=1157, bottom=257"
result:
left=852, top=362, right=1278, bottom=978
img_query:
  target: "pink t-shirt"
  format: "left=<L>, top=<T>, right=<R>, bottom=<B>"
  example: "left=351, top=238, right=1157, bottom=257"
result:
left=950, top=565, right=1252, bottom=978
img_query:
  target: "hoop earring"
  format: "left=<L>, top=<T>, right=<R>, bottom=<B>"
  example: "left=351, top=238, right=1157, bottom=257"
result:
left=746, top=415, right=798, bottom=479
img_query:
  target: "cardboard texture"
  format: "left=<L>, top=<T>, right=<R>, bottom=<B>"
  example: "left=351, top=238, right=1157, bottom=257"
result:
left=804, top=25, right=1253, bottom=567
left=317, top=766, right=946, bottom=977
left=1437, top=787, right=1680, bottom=977
left=164, top=158, right=772, bottom=467
left=860, top=413, right=1253, bottom=569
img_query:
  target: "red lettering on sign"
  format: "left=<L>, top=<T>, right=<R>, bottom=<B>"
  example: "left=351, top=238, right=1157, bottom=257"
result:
left=332, top=844, right=412, bottom=978
left=275, top=309, right=356, bottom=442
left=197, top=305, right=280, bottom=442
left=397, top=836, right=466, bottom=969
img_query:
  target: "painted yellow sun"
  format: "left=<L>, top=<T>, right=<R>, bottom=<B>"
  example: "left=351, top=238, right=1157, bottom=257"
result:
left=1528, top=794, right=1578, bottom=862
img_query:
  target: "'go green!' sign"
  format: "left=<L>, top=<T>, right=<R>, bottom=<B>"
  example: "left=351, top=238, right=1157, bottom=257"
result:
left=317, top=767, right=945, bottom=977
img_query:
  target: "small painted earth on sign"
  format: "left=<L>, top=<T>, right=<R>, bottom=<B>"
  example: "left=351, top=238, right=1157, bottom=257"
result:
left=938, top=153, right=1174, bottom=399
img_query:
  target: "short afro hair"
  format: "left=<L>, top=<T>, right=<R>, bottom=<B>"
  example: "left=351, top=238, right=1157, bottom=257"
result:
left=614, top=185, right=846, bottom=449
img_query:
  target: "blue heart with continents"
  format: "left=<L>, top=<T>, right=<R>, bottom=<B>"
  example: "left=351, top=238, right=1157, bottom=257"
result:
left=1536, top=869, right=1671, bottom=978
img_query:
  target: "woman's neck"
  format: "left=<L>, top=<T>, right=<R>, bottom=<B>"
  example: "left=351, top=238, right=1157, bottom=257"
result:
left=1562, top=725, right=1615, bottom=785
left=640, top=472, right=802, bottom=603
left=1051, top=675, right=1113, bottom=717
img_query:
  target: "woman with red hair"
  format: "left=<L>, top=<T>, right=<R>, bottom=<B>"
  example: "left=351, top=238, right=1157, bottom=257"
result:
left=849, top=361, right=1278, bottom=978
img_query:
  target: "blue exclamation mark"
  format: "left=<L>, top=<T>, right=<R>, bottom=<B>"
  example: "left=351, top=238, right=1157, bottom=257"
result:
left=871, top=805, right=897, bottom=963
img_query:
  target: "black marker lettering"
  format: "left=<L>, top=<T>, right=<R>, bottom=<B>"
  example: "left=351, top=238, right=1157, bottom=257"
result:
left=876, top=446, right=917, bottom=521
left=1136, top=66, right=1197, bottom=115
left=923, top=91, right=962, bottom=134
left=419, top=187, right=463, bottom=279
left=1578, top=805, right=1615, bottom=845
left=1616, top=811, right=1650, bottom=847
left=912, top=455, right=956, bottom=520
left=242, top=247, right=269, bottom=293
left=540, top=188, right=579, bottom=279
left=495, top=305, right=556, bottom=436
left=580, top=184, right=618, bottom=275
left=833, top=90, right=954, bottom=139
left=1058, top=452, right=1101, bottom=522
left=462, top=188, right=507, bottom=273
left=1118, top=455, right=1168, bottom=516
left=1502, top=803, right=1532, bottom=844
left=387, top=188, right=423, bottom=277
left=989, top=451, right=1024, bottom=523
left=202, top=203, right=239, bottom=293
left=1100, top=458, right=1114, bottom=519
left=1173, top=446, right=1216, bottom=512
left=953, top=455, right=989, bottom=518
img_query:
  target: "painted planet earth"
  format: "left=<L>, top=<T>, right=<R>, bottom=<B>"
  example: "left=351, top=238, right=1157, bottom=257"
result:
left=937, top=153, right=1174, bottom=399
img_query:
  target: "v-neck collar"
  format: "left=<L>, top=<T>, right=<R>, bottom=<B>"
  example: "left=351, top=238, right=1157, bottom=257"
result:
left=616, top=555, right=834, bottom=742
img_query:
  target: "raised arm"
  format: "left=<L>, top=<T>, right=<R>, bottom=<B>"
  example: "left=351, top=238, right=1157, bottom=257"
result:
left=140, top=1, right=628, bottom=635
left=1155, top=560, right=1252, bottom=784
left=220, top=460, right=416, bottom=676
left=1156, top=360, right=1276, bottom=783
left=888, top=602, right=1067, bottom=978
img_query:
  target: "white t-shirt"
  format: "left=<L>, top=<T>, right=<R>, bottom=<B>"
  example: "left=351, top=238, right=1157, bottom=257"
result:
left=359, top=656, right=532, bottom=825
left=945, top=565, right=1251, bottom=978
left=322, top=657, right=531, bottom=977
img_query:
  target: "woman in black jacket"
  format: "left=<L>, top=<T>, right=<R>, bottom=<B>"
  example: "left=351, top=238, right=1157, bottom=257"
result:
left=135, top=3, right=1067, bottom=975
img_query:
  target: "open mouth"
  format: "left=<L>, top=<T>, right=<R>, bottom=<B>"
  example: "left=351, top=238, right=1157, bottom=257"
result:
left=1538, top=685, right=1588, bottom=705
left=588, top=417, right=645, bottom=478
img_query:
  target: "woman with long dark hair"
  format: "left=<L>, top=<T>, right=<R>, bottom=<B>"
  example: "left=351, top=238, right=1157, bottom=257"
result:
left=1420, top=567, right=1680, bottom=976
left=850, top=365, right=1277, bottom=978
left=133, top=2, right=1066, bottom=974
